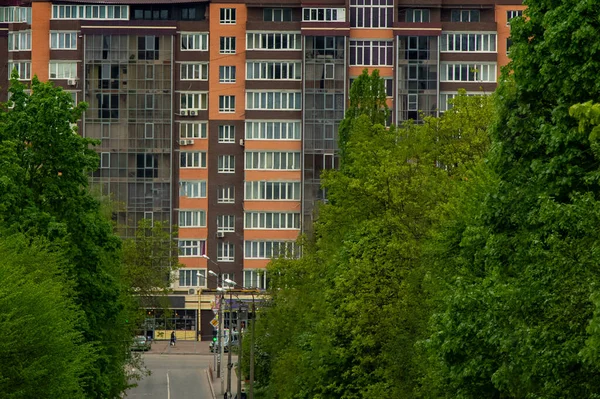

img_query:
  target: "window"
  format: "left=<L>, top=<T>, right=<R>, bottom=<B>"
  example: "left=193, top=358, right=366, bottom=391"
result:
left=178, top=241, right=206, bottom=257
left=218, top=155, right=235, bottom=173
left=100, top=152, right=110, bottom=168
left=145, top=94, right=154, bottom=110
left=217, top=242, right=235, bottom=262
left=350, top=0, right=393, bottom=28
left=244, top=181, right=301, bottom=200
left=219, top=95, right=236, bottom=113
left=180, top=93, right=208, bottom=110
left=218, top=186, right=235, bottom=203
left=440, top=63, right=497, bottom=82
left=180, top=122, right=207, bottom=139
left=219, top=66, right=236, bottom=83
left=180, top=63, right=208, bottom=80
left=243, top=269, right=267, bottom=289
left=263, top=8, right=292, bottom=22
left=50, top=32, right=77, bottom=50
left=49, top=62, right=77, bottom=79
left=246, top=32, right=301, bottom=50
left=180, top=151, right=207, bottom=168
left=8, top=31, right=31, bottom=51
left=138, top=35, right=159, bottom=60
left=97, top=94, right=119, bottom=118
left=506, top=38, right=513, bottom=55
left=220, top=37, right=236, bottom=54
left=246, top=91, right=302, bottom=110
left=451, top=9, right=480, bottom=22
left=303, top=8, right=345, bottom=22
left=218, top=125, right=235, bottom=143
left=217, top=215, right=235, bottom=232
left=405, top=9, right=429, bottom=23
left=244, top=212, right=301, bottom=229
left=245, top=121, right=301, bottom=140
left=136, top=154, right=157, bottom=177
left=245, top=152, right=301, bottom=170
left=1, top=6, right=31, bottom=23
left=246, top=61, right=301, bottom=80
left=180, top=180, right=207, bottom=198
left=51, top=5, right=128, bottom=20
left=244, top=241, right=297, bottom=259
left=101, top=123, right=110, bottom=139
left=220, top=8, right=236, bottom=24
left=324, top=63, right=335, bottom=80
left=179, top=210, right=206, bottom=227
left=179, top=269, right=207, bottom=286
left=507, top=10, right=523, bottom=25
left=181, top=33, right=208, bottom=51
left=440, top=33, right=497, bottom=52
left=350, top=40, right=393, bottom=66
left=145, top=123, right=154, bottom=138
left=439, top=92, right=486, bottom=112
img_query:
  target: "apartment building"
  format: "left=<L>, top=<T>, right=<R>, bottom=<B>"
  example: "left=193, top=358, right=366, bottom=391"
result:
left=0, top=0, right=524, bottom=340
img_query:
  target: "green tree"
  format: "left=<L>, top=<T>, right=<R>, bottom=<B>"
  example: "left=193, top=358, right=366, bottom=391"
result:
left=0, top=75, right=132, bottom=398
left=0, top=234, right=92, bottom=399
left=424, top=1, right=600, bottom=396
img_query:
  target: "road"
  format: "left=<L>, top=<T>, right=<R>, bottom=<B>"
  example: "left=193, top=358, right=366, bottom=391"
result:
left=125, top=354, right=214, bottom=399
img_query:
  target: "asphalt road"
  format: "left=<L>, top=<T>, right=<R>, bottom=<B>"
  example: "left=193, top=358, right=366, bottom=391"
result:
left=125, top=354, right=214, bottom=399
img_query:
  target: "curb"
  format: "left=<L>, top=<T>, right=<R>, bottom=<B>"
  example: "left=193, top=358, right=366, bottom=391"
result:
left=206, top=369, right=216, bottom=399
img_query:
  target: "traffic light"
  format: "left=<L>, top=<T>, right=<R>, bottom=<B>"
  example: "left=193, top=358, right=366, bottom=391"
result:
left=212, top=330, right=218, bottom=342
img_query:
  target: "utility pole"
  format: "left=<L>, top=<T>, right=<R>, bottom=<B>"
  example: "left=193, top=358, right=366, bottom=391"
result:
left=249, top=295, right=255, bottom=399
left=236, top=305, right=243, bottom=399
left=227, top=289, right=233, bottom=398
left=217, top=287, right=223, bottom=379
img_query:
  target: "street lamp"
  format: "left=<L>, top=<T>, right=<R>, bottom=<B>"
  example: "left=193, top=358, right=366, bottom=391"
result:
left=223, top=278, right=237, bottom=399
left=203, top=255, right=224, bottom=381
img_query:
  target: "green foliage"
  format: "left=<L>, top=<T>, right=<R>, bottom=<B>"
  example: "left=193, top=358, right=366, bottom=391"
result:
left=245, top=77, right=494, bottom=398
left=0, top=76, right=133, bottom=398
left=423, top=1, right=600, bottom=396
left=0, top=234, right=92, bottom=399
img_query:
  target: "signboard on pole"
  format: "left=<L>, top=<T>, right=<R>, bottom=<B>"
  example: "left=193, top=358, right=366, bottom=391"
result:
left=210, top=318, right=219, bottom=328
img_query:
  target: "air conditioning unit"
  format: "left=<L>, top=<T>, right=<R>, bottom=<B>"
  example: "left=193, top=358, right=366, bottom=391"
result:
left=216, top=231, right=225, bottom=238
left=67, top=78, right=77, bottom=86
left=180, top=110, right=189, bottom=116
left=189, top=110, right=197, bottom=116
left=239, top=139, right=245, bottom=146
left=188, top=288, right=196, bottom=295
left=180, top=139, right=194, bottom=145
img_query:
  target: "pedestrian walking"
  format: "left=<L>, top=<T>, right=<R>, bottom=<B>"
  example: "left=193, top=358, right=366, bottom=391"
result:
left=170, top=331, right=176, bottom=347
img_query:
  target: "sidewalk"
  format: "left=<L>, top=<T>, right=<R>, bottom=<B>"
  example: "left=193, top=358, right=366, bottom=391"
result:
left=146, top=339, right=211, bottom=355
left=206, top=355, right=241, bottom=399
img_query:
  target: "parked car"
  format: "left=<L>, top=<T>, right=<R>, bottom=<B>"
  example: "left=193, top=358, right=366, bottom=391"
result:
left=131, top=335, right=152, bottom=351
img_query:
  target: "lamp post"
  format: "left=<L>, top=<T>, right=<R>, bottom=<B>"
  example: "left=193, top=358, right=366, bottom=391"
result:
left=203, top=255, right=223, bottom=380
left=196, top=272, right=203, bottom=343
left=223, top=278, right=237, bottom=399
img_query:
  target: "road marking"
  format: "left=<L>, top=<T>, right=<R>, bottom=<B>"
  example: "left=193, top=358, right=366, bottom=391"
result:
left=167, top=372, right=170, bottom=399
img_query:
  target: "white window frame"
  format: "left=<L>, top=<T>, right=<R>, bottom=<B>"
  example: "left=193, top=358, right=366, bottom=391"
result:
left=246, top=61, right=302, bottom=80
left=178, top=241, right=206, bottom=257
left=8, top=31, right=31, bottom=51
left=219, top=66, right=236, bottom=83
left=219, top=95, right=236, bottom=113
left=218, top=125, right=235, bottom=143
left=302, top=8, right=346, bottom=22
left=52, top=5, right=128, bottom=20
left=244, top=212, right=301, bottom=229
left=217, top=242, right=235, bottom=262
left=220, top=7, right=236, bottom=24
left=179, top=210, right=207, bottom=227
left=245, top=121, right=301, bottom=140
left=180, top=92, right=208, bottom=110
left=405, top=9, right=429, bottom=23
left=451, top=9, right=480, bottom=22
left=218, top=186, right=235, bottom=204
left=440, top=32, right=497, bottom=53
left=220, top=36, right=236, bottom=54
left=440, top=63, right=497, bottom=83
left=245, top=91, right=302, bottom=110
left=100, top=152, right=110, bottom=168
left=217, top=215, right=235, bottom=232
left=218, top=155, right=235, bottom=173
left=244, top=181, right=301, bottom=200
left=144, top=123, right=154, bottom=139
left=180, top=180, right=207, bottom=198
left=243, top=269, right=267, bottom=289
left=180, top=63, right=208, bottom=80
left=180, top=151, right=207, bottom=168
left=50, top=31, right=78, bottom=50
left=49, top=61, right=77, bottom=79
left=244, top=241, right=297, bottom=259
left=181, top=33, right=209, bottom=51
left=8, top=61, right=31, bottom=80
left=0, top=7, right=31, bottom=23
left=507, top=10, right=523, bottom=25
left=178, top=268, right=207, bottom=286
left=246, top=32, right=302, bottom=51
left=245, top=151, right=301, bottom=170
left=350, top=40, right=394, bottom=66
left=180, top=122, right=207, bottom=139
